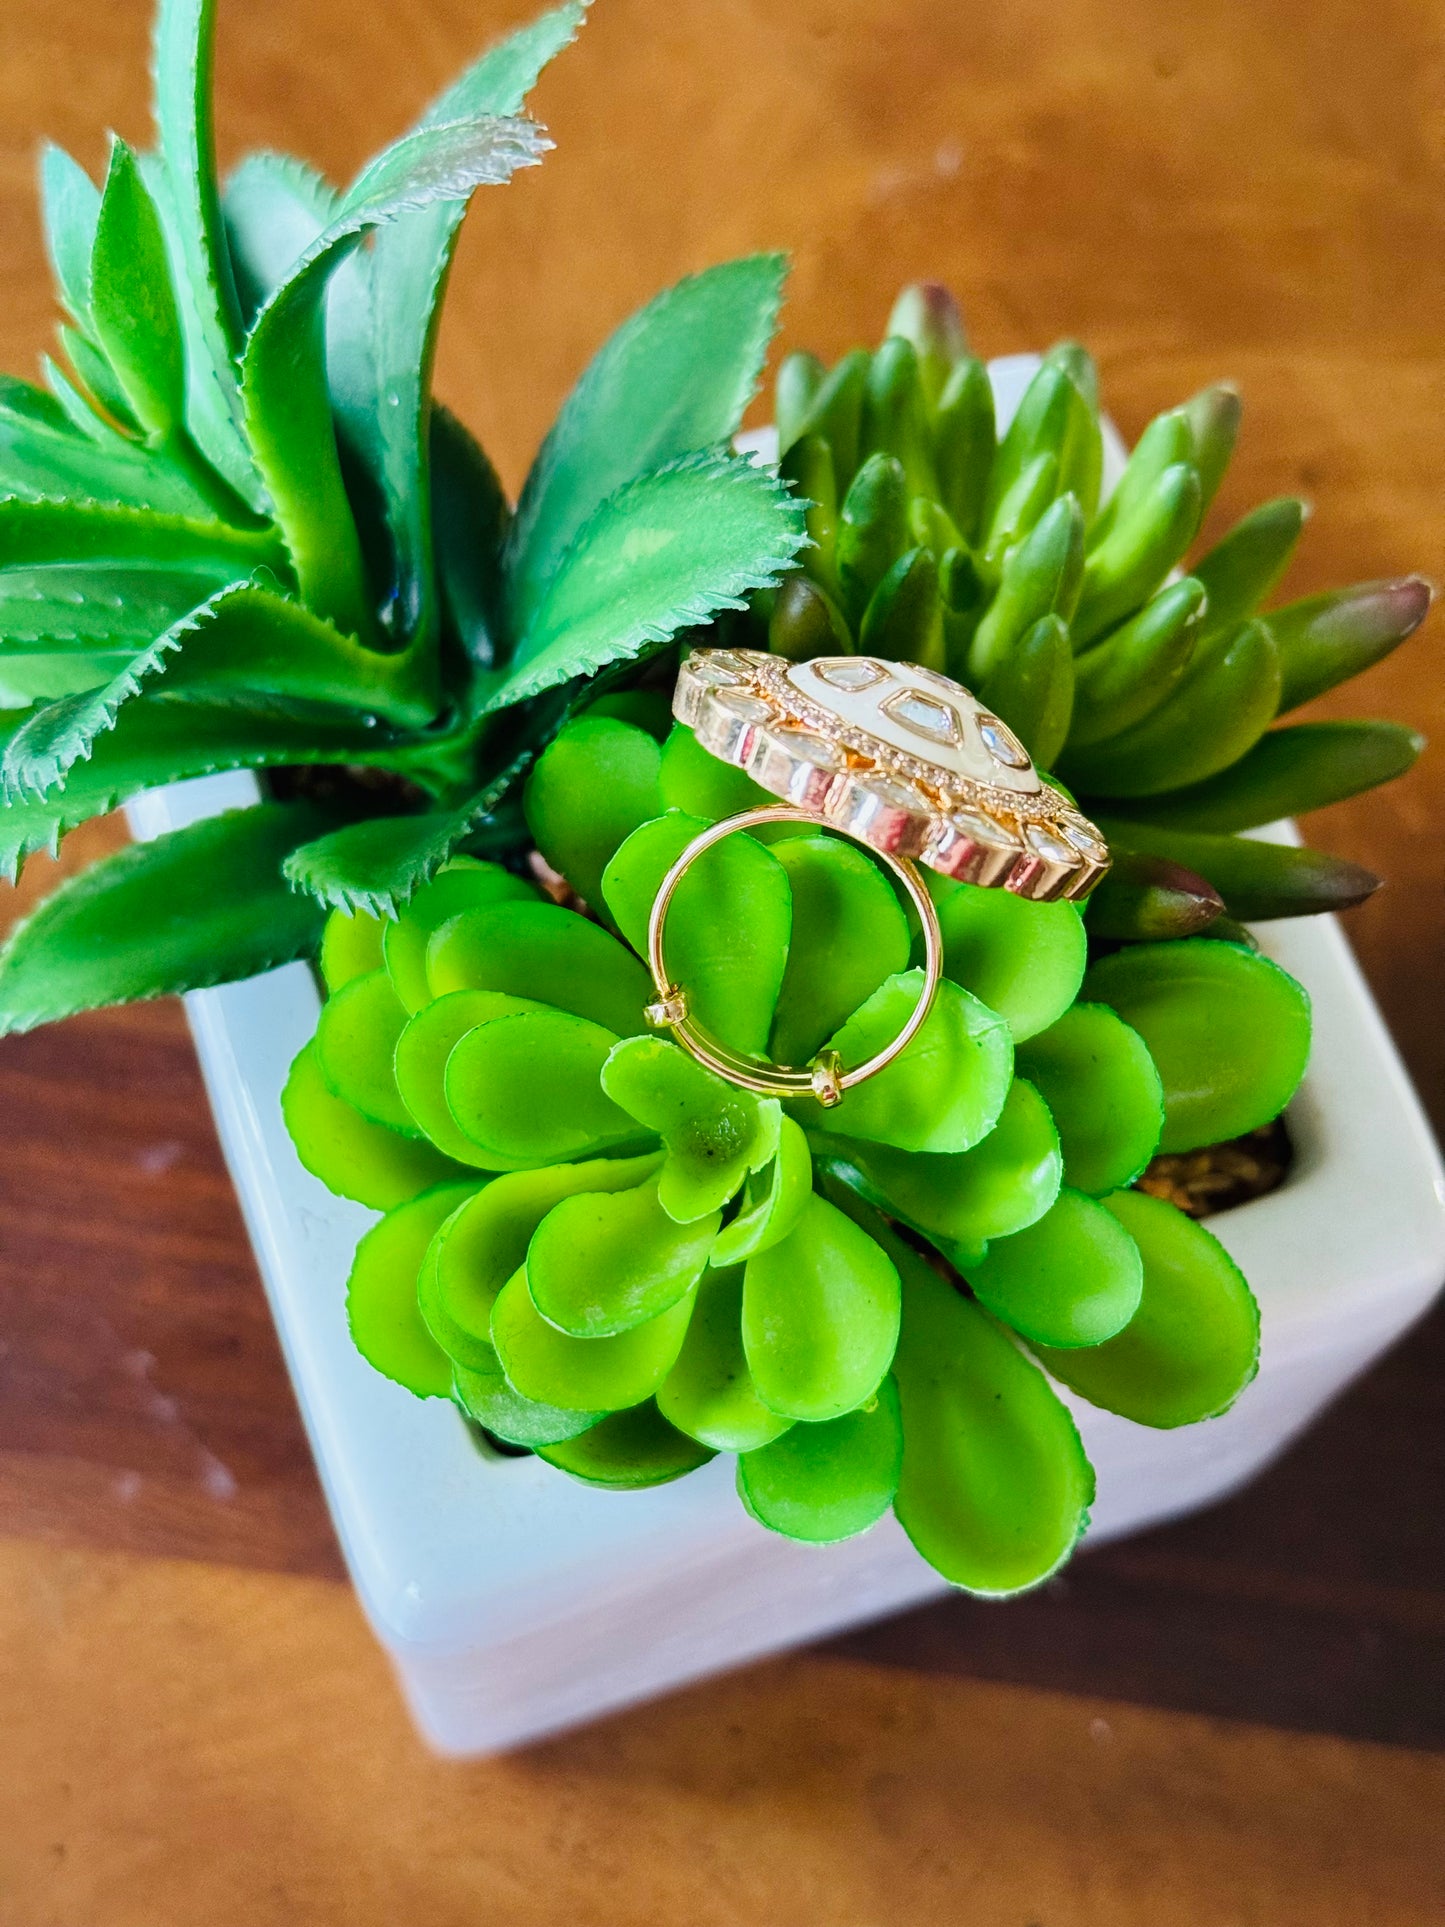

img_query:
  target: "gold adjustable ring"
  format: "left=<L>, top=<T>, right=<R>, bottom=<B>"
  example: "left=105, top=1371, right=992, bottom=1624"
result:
left=645, top=645, right=1112, bottom=1108
left=645, top=804, right=944, bottom=1108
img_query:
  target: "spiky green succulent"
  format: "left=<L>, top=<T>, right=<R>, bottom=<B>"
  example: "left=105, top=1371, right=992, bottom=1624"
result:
left=0, top=0, right=806, bottom=1032
left=753, top=283, right=1429, bottom=935
left=289, top=707, right=1312, bottom=1593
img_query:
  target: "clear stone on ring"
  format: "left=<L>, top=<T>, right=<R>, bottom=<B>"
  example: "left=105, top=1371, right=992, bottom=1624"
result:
left=923, top=807, right=1021, bottom=887
left=828, top=769, right=934, bottom=856
left=693, top=686, right=778, bottom=765
left=747, top=725, right=847, bottom=809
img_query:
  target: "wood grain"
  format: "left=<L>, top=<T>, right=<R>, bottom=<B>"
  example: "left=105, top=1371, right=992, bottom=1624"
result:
left=0, top=1534, right=1442, bottom=1927
left=0, top=0, right=1443, bottom=1909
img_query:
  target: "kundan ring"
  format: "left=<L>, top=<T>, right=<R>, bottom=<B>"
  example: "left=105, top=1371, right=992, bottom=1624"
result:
left=646, top=646, right=1112, bottom=1108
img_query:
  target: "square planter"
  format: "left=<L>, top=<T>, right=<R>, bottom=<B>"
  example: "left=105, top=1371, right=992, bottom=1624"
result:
left=123, top=356, right=1445, bottom=1754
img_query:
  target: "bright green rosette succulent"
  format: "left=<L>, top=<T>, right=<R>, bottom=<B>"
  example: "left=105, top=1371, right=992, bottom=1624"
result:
left=759, top=284, right=1430, bottom=936
left=289, top=703, right=1312, bottom=1593
left=0, top=0, right=806, bottom=1033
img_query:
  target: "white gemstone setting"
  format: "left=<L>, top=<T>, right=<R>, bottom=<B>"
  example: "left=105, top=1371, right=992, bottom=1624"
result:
left=672, top=646, right=1110, bottom=904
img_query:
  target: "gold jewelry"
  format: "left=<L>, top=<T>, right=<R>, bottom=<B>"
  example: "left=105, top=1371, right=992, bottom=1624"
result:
left=647, top=648, right=1111, bottom=1106
left=645, top=803, right=944, bottom=1108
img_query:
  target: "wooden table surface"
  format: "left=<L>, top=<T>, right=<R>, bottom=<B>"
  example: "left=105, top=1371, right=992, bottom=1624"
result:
left=2, top=0, right=1443, bottom=1919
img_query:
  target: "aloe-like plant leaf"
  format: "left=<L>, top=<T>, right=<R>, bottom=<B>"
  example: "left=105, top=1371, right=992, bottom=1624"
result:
left=148, top=0, right=261, bottom=507
left=0, top=581, right=436, bottom=802
left=39, top=143, right=101, bottom=330
left=0, top=394, right=219, bottom=519
left=490, top=451, right=805, bottom=709
left=240, top=114, right=547, bottom=641
left=89, top=140, right=188, bottom=441
left=0, top=563, right=225, bottom=652
left=329, top=1, right=586, bottom=652
left=430, top=403, right=511, bottom=671
left=281, top=759, right=525, bottom=916
left=0, top=800, right=334, bottom=1033
left=0, top=697, right=417, bottom=880
left=504, top=254, right=787, bottom=635
left=223, top=151, right=339, bottom=324
left=0, top=498, right=286, bottom=575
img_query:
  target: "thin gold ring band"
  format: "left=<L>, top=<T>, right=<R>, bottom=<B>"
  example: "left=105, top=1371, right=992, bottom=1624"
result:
left=645, top=803, right=944, bottom=1107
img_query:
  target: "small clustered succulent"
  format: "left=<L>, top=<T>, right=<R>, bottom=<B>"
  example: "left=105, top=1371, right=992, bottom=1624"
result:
left=0, top=2, right=1430, bottom=1591
left=754, top=284, right=1430, bottom=937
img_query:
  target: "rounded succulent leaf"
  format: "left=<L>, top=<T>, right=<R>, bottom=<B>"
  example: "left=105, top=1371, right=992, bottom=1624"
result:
left=657, top=720, right=770, bottom=819
left=452, top=1348, right=603, bottom=1449
left=602, top=809, right=791, bottom=1058
left=737, top=1375, right=902, bottom=1544
left=445, top=1009, right=642, bottom=1164
left=527, top=1171, right=719, bottom=1338
left=658, top=1263, right=793, bottom=1452
left=601, top=1033, right=780, bottom=1222
left=964, top=1186, right=1144, bottom=1348
left=1016, top=1001, right=1164, bottom=1194
left=799, top=970, right=1013, bottom=1155
left=537, top=1402, right=716, bottom=1489
left=346, top=1181, right=480, bottom=1398
left=1031, top=1189, right=1259, bottom=1426
left=769, top=831, right=911, bottom=1066
left=427, top=898, right=651, bottom=1036
left=283, top=1039, right=467, bottom=1210
left=891, top=1239, right=1094, bottom=1595
left=709, top=1115, right=813, bottom=1267
left=934, top=880, right=1087, bottom=1044
left=394, top=988, right=544, bottom=1167
left=423, top=1153, right=665, bottom=1365
left=524, top=714, right=663, bottom=911
left=819, top=1076, right=1061, bottom=1263
left=319, top=905, right=385, bottom=992
left=383, top=858, right=538, bottom=1012
left=315, top=967, right=417, bottom=1135
left=1084, top=939, right=1310, bottom=1153
left=741, top=1193, right=900, bottom=1422
left=491, top=1264, right=697, bottom=1413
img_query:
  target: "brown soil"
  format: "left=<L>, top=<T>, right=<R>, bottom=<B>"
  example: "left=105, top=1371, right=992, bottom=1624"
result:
left=1136, top=1118, right=1293, bottom=1220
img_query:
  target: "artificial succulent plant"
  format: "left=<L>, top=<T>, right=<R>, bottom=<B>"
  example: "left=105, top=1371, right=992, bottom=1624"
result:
left=291, top=714, right=1311, bottom=1592
left=0, top=1, right=1427, bottom=1593
left=759, top=284, right=1430, bottom=936
left=0, top=0, right=806, bottom=1031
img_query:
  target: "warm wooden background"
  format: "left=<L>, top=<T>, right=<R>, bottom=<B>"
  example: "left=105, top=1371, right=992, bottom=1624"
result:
left=1, top=0, right=1443, bottom=1920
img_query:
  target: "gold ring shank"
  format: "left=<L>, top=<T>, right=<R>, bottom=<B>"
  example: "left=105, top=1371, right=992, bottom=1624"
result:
left=645, top=804, right=944, bottom=1106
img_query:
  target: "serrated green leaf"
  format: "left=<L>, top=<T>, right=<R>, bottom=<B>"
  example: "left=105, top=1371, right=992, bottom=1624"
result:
left=281, top=757, right=524, bottom=916
left=0, top=697, right=418, bottom=881
left=0, top=498, right=286, bottom=575
left=430, top=404, right=510, bottom=671
left=222, top=151, right=338, bottom=325
left=328, top=2, right=585, bottom=655
left=47, top=340, right=141, bottom=438
left=0, top=395, right=220, bottom=519
left=490, top=451, right=805, bottom=709
left=89, top=140, right=188, bottom=440
left=240, top=114, right=546, bottom=642
left=0, top=801, right=333, bottom=1033
left=504, top=255, right=787, bottom=635
left=40, top=144, right=101, bottom=329
left=148, top=0, right=262, bottom=508
left=0, top=563, right=222, bottom=649
left=0, top=581, right=434, bottom=802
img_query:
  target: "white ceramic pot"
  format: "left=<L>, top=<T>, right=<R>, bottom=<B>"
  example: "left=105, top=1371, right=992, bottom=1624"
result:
left=124, top=357, right=1445, bottom=1754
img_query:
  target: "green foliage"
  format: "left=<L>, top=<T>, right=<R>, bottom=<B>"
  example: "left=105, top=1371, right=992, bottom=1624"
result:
left=0, top=0, right=807, bottom=1014
left=287, top=742, right=1309, bottom=1592
left=760, top=283, right=1430, bottom=928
